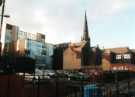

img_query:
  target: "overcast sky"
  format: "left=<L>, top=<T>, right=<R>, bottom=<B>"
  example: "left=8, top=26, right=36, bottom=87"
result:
left=4, top=0, right=135, bottom=48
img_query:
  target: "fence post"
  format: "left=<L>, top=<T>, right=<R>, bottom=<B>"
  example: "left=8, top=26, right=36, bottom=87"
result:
left=81, top=80, right=83, bottom=97
left=127, top=71, right=131, bottom=97
left=37, top=76, right=40, bottom=97
left=115, top=71, right=119, bottom=97
left=32, top=74, right=36, bottom=97
left=7, top=74, right=10, bottom=97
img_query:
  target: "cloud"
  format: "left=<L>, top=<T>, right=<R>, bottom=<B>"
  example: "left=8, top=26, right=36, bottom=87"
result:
left=87, top=0, right=128, bottom=21
left=4, top=0, right=135, bottom=46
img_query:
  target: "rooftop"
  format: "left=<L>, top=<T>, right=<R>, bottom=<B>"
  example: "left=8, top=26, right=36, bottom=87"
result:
left=104, top=47, right=130, bottom=54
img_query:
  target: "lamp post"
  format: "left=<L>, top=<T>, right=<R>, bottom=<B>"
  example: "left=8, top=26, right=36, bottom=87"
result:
left=0, top=0, right=5, bottom=54
left=0, top=0, right=10, bottom=55
left=1, top=0, right=5, bottom=25
left=0, top=14, right=10, bottom=18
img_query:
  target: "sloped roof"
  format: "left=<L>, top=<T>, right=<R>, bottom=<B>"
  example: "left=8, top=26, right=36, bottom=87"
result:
left=131, top=49, right=135, bottom=53
left=104, top=47, right=130, bottom=54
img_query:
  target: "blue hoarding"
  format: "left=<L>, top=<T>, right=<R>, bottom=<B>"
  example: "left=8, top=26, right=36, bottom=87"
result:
left=84, top=84, right=103, bottom=97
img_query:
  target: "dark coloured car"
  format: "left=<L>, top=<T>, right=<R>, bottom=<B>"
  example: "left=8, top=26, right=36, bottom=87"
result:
left=69, top=72, right=90, bottom=81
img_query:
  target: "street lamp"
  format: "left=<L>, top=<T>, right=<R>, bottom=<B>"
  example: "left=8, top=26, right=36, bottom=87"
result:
left=1, top=0, right=6, bottom=25
left=0, top=14, right=10, bottom=55
left=0, top=14, right=10, bottom=18
left=0, top=0, right=2, bottom=6
left=0, top=0, right=5, bottom=55
left=0, top=0, right=10, bottom=55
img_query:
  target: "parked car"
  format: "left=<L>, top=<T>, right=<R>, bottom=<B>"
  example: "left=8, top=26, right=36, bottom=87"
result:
left=69, top=72, right=90, bottom=81
left=56, top=71, right=69, bottom=79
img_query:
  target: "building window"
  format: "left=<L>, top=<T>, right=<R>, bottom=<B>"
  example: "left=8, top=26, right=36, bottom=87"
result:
left=6, top=24, right=12, bottom=29
left=116, top=54, right=122, bottom=60
left=123, top=54, right=131, bottom=59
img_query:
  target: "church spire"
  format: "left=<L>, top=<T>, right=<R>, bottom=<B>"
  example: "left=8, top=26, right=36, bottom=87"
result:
left=82, top=11, right=90, bottom=42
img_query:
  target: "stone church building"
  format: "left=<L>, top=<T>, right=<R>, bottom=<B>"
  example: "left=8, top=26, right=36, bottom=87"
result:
left=63, top=13, right=102, bottom=70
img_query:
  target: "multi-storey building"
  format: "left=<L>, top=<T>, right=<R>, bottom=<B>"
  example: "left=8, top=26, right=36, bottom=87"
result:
left=1, top=24, right=45, bottom=56
left=44, top=43, right=54, bottom=56
left=102, top=47, right=135, bottom=71
left=16, top=33, right=46, bottom=68
left=17, top=39, right=45, bottom=58
left=1, top=22, right=55, bottom=70
left=53, top=43, right=68, bottom=69
left=1, top=23, right=19, bottom=54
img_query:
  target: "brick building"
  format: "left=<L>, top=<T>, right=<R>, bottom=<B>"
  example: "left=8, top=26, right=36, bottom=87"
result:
left=102, top=47, right=135, bottom=71
left=63, top=41, right=86, bottom=70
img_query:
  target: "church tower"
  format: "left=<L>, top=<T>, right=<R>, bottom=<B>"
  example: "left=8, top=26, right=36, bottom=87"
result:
left=82, top=12, right=90, bottom=46
left=81, top=12, right=91, bottom=66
